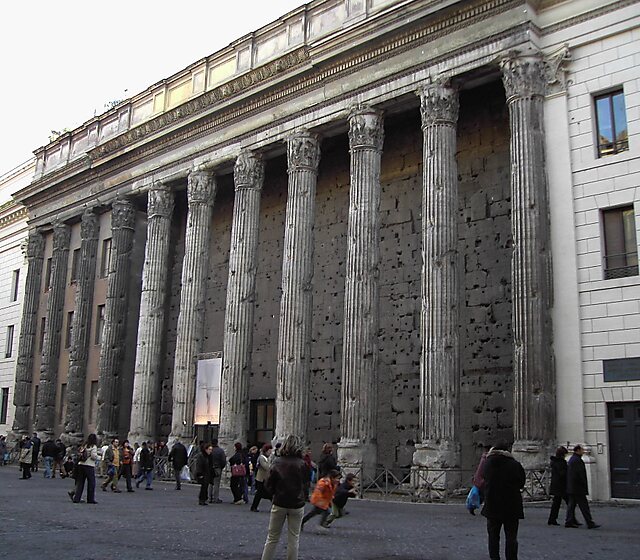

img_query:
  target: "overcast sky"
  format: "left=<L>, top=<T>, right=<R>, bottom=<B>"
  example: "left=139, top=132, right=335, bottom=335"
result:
left=0, top=0, right=305, bottom=174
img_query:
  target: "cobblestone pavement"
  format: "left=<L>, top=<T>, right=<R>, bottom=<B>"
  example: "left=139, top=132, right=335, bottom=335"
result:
left=1, top=466, right=638, bottom=560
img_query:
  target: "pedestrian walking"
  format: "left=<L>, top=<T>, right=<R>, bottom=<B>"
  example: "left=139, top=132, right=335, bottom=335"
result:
left=120, top=440, right=135, bottom=492
left=301, top=469, right=340, bottom=531
left=18, top=436, right=33, bottom=479
left=30, top=432, right=41, bottom=473
left=168, top=439, right=188, bottom=490
left=480, top=443, right=525, bottom=560
left=565, top=444, right=600, bottom=529
left=547, top=446, right=568, bottom=526
left=69, top=434, right=98, bottom=504
left=229, top=442, right=248, bottom=505
left=132, top=442, right=141, bottom=477
left=248, top=445, right=259, bottom=494
left=251, top=443, right=273, bottom=512
left=54, top=439, right=66, bottom=477
left=317, top=443, right=337, bottom=478
left=260, top=435, right=309, bottom=560
left=41, top=436, right=57, bottom=478
left=196, top=443, right=213, bottom=505
left=135, top=441, right=154, bottom=490
left=101, top=438, right=122, bottom=492
left=0, top=435, right=7, bottom=466
left=209, top=439, right=226, bottom=503
left=326, top=473, right=357, bottom=526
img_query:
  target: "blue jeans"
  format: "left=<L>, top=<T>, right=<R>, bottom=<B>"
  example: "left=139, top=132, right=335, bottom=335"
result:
left=137, top=469, right=153, bottom=488
left=43, top=456, right=54, bottom=478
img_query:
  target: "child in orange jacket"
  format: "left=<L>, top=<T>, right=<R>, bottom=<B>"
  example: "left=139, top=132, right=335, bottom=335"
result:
left=301, top=469, right=341, bottom=530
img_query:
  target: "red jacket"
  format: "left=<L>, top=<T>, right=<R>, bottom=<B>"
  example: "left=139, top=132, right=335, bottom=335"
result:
left=310, top=476, right=337, bottom=510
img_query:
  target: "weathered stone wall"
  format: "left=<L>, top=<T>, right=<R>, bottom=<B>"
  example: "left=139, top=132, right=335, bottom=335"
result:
left=457, top=82, right=513, bottom=470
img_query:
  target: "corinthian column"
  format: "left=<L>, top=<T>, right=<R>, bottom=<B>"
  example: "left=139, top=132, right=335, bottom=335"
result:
left=96, top=198, right=136, bottom=438
left=275, top=131, right=320, bottom=442
left=35, top=222, right=71, bottom=437
left=170, top=171, right=216, bottom=442
left=412, top=84, right=461, bottom=473
left=501, top=53, right=554, bottom=468
left=219, top=152, right=264, bottom=450
left=63, top=209, right=99, bottom=443
left=338, top=106, right=384, bottom=475
left=12, top=231, right=45, bottom=436
left=129, top=184, right=174, bottom=443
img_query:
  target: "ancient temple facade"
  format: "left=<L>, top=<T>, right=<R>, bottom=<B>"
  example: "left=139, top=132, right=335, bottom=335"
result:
left=9, top=0, right=640, bottom=500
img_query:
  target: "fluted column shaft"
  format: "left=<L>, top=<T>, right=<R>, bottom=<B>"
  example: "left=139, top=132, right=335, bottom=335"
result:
left=96, top=199, right=137, bottom=438
left=414, top=85, right=461, bottom=468
left=35, top=223, right=71, bottom=436
left=170, top=172, right=216, bottom=442
left=64, top=210, right=99, bottom=442
left=219, top=153, right=264, bottom=449
left=129, top=185, right=174, bottom=443
left=338, top=107, right=384, bottom=472
left=12, top=231, right=45, bottom=436
left=501, top=54, right=554, bottom=464
left=275, top=131, right=321, bottom=442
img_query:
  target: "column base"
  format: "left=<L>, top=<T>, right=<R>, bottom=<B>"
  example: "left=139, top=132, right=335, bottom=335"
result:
left=337, top=440, right=377, bottom=480
left=511, top=439, right=553, bottom=470
left=412, top=441, right=461, bottom=493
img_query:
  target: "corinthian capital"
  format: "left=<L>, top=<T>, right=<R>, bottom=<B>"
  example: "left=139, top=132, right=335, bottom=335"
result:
left=52, top=222, right=71, bottom=250
left=187, top=170, right=217, bottom=205
left=234, top=150, right=265, bottom=191
left=111, top=198, right=136, bottom=229
left=287, top=131, right=321, bottom=172
left=147, top=183, right=174, bottom=219
left=418, top=84, right=459, bottom=128
left=25, top=230, right=45, bottom=260
left=500, top=52, right=546, bottom=102
left=80, top=209, right=99, bottom=240
left=348, top=106, right=384, bottom=151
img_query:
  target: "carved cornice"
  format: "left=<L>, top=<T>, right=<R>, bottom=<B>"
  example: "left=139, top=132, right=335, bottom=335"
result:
left=418, top=83, right=459, bottom=128
left=348, top=106, right=384, bottom=151
left=93, top=48, right=309, bottom=160
left=287, top=131, right=321, bottom=172
left=26, top=231, right=45, bottom=260
left=0, top=205, right=27, bottom=229
left=111, top=198, right=136, bottom=229
left=147, top=184, right=174, bottom=219
left=234, top=151, right=265, bottom=191
left=500, top=52, right=546, bottom=102
left=187, top=170, right=217, bottom=205
left=52, top=222, right=71, bottom=250
left=80, top=209, right=99, bottom=240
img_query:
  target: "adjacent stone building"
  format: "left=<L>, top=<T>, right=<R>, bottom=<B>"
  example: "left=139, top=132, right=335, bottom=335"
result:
left=9, top=0, right=640, bottom=500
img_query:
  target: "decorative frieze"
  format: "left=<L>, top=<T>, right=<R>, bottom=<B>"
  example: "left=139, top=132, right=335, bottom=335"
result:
left=219, top=152, right=264, bottom=449
left=170, top=172, right=217, bottom=442
left=11, top=231, right=45, bottom=436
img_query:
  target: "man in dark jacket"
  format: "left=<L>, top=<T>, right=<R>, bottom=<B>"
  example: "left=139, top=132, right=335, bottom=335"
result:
left=196, top=444, right=213, bottom=505
left=481, top=443, right=525, bottom=560
left=565, top=445, right=600, bottom=529
left=169, top=440, right=189, bottom=490
left=30, top=432, right=41, bottom=472
left=209, top=439, right=226, bottom=503
left=548, top=446, right=568, bottom=525
left=41, top=437, right=57, bottom=479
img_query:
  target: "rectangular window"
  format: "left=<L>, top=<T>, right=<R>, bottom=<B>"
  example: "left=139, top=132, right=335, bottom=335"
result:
left=89, top=380, right=99, bottom=424
left=595, top=89, right=629, bottom=157
left=250, top=399, right=275, bottom=447
left=95, top=304, right=106, bottom=345
left=70, top=248, right=81, bottom=283
left=5, top=325, right=14, bottom=358
left=603, top=206, right=638, bottom=279
left=40, top=317, right=46, bottom=351
left=58, top=383, right=67, bottom=424
left=10, top=269, right=19, bottom=302
left=44, top=258, right=53, bottom=291
left=65, top=311, right=74, bottom=349
left=100, top=238, right=112, bottom=278
left=0, top=387, right=8, bottom=424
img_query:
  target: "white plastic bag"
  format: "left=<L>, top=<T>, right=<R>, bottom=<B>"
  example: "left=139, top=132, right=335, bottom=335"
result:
left=180, top=465, right=191, bottom=481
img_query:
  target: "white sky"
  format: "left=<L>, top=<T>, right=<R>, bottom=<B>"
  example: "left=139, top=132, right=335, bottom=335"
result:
left=0, top=0, right=305, bottom=174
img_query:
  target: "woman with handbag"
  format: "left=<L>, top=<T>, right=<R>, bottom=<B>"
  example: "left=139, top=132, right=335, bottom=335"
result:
left=69, top=433, right=98, bottom=504
left=251, top=444, right=273, bottom=512
left=229, top=442, right=247, bottom=505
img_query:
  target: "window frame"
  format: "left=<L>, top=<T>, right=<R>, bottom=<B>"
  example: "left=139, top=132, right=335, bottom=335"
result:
left=602, top=205, right=639, bottom=280
left=10, top=269, right=19, bottom=302
left=5, top=325, right=14, bottom=359
left=594, top=89, right=629, bottom=158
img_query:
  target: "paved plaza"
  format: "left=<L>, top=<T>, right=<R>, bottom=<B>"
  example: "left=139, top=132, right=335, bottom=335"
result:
left=0, top=466, right=638, bottom=560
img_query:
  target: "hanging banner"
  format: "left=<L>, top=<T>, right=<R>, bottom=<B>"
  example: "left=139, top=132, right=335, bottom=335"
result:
left=193, top=353, right=222, bottom=425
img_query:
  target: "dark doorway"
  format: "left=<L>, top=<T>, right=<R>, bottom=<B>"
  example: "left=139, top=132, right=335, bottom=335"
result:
left=250, top=399, right=275, bottom=448
left=608, top=401, right=640, bottom=499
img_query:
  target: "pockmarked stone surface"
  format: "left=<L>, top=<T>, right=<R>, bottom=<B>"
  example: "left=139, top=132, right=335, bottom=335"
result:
left=0, top=466, right=638, bottom=560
